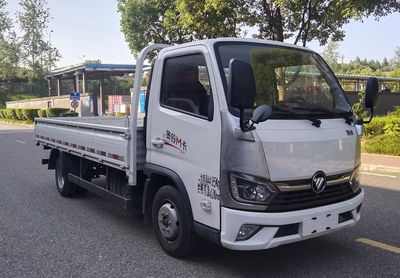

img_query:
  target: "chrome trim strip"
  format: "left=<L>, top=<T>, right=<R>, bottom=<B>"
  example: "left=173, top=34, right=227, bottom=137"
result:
left=326, top=175, right=351, bottom=186
left=275, top=174, right=351, bottom=192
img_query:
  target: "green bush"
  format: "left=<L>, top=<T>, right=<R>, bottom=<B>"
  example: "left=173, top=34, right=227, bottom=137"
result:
left=46, top=108, right=70, bottom=117
left=363, top=134, right=400, bottom=156
left=363, top=116, right=386, bottom=137
left=5, top=108, right=17, bottom=119
left=22, top=109, right=40, bottom=121
left=15, top=108, right=25, bottom=120
left=0, top=109, right=5, bottom=118
left=37, top=109, right=47, bottom=117
left=60, top=111, right=78, bottom=117
left=389, top=106, right=400, bottom=117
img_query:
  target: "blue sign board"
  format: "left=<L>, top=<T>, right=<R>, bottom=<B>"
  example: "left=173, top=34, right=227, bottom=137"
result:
left=70, top=92, right=80, bottom=100
left=139, top=90, right=146, bottom=113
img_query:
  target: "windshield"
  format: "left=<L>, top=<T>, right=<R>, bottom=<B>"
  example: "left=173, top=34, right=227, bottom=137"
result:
left=215, top=42, right=352, bottom=118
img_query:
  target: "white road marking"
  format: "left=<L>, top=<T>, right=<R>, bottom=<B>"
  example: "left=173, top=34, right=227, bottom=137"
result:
left=0, top=130, right=32, bottom=134
left=15, top=140, right=26, bottom=144
left=360, top=172, right=397, bottom=179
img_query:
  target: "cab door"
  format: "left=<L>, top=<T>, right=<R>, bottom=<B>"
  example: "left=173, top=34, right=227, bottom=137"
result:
left=147, top=46, right=221, bottom=230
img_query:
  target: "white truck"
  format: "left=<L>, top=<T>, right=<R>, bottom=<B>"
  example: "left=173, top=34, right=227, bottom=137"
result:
left=35, top=38, right=379, bottom=258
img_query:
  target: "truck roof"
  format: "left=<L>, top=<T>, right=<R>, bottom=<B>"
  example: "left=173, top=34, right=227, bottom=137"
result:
left=159, top=37, right=312, bottom=54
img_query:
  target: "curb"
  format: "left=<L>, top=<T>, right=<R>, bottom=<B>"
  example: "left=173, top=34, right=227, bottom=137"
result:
left=360, top=164, right=400, bottom=175
left=0, top=120, right=34, bottom=128
left=362, top=153, right=400, bottom=160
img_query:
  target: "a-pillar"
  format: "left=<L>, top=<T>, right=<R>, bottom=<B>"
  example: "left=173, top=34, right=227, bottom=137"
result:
left=98, top=76, right=105, bottom=116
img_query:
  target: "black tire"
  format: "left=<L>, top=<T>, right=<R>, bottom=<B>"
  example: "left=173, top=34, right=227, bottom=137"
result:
left=152, top=185, right=198, bottom=258
left=106, top=167, right=126, bottom=196
left=55, top=153, right=81, bottom=197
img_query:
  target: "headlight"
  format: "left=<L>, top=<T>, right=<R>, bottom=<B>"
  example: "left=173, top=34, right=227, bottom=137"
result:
left=229, top=172, right=276, bottom=204
left=349, top=168, right=360, bottom=188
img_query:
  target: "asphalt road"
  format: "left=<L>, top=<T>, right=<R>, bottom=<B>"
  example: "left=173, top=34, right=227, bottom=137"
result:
left=0, top=123, right=399, bottom=278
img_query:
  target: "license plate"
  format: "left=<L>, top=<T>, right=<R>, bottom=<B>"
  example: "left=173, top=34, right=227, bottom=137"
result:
left=301, top=213, right=339, bottom=236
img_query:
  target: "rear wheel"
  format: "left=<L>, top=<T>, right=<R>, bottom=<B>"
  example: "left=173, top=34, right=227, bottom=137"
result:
left=55, top=153, right=86, bottom=197
left=152, top=185, right=197, bottom=258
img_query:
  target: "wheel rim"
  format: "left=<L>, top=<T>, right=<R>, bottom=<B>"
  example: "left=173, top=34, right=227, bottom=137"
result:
left=158, top=202, right=179, bottom=241
left=56, top=162, right=65, bottom=190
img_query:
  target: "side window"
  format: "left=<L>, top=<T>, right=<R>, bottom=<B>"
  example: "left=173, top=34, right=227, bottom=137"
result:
left=160, top=54, right=213, bottom=120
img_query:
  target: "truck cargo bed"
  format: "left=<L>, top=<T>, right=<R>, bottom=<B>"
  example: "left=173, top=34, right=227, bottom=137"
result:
left=35, top=116, right=145, bottom=171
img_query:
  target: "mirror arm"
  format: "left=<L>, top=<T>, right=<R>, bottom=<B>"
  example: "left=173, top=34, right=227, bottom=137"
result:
left=239, top=108, right=255, bottom=132
left=363, top=107, right=374, bottom=124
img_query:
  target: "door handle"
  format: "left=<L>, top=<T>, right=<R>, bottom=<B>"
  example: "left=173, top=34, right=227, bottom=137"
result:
left=151, top=138, right=164, bottom=148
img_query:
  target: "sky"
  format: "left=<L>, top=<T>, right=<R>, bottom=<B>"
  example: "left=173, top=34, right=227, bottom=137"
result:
left=5, top=0, right=400, bottom=68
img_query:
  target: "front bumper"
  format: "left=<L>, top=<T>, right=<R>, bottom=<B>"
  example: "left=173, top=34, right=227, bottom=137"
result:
left=221, top=189, right=364, bottom=250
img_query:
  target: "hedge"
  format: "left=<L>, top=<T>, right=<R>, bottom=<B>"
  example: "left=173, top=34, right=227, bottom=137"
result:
left=15, top=108, right=25, bottom=120
left=60, top=111, right=79, bottom=117
left=0, top=108, right=74, bottom=119
left=46, top=108, right=70, bottom=117
left=37, top=109, right=47, bottom=118
left=5, top=109, right=17, bottom=119
left=0, top=108, right=40, bottom=121
left=22, top=109, right=40, bottom=121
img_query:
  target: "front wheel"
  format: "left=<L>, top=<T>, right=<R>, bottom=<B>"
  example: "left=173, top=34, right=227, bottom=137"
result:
left=152, top=185, right=198, bottom=258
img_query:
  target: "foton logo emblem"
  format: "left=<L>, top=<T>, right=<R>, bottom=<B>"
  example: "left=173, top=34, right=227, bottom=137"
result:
left=311, top=171, right=327, bottom=193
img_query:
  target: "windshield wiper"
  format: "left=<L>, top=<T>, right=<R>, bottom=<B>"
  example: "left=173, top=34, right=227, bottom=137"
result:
left=273, top=106, right=321, bottom=128
left=291, top=107, right=353, bottom=125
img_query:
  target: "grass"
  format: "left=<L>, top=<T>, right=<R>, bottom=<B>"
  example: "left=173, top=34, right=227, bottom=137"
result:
left=8, top=94, right=42, bottom=101
left=0, top=118, right=34, bottom=125
left=362, top=133, right=400, bottom=156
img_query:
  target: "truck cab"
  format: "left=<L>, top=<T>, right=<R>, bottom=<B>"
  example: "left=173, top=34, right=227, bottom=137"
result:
left=146, top=38, right=371, bottom=253
left=36, top=38, right=379, bottom=258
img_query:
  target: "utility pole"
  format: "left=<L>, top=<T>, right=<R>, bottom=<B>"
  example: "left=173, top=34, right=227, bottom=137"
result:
left=341, top=54, right=345, bottom=64
left=48, top=30, right=54, bottom=97
left=48, top=30, right=54, bottom=71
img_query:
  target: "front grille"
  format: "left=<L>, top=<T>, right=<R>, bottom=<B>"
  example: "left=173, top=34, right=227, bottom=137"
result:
left=265, top=182, right=361, bottom=212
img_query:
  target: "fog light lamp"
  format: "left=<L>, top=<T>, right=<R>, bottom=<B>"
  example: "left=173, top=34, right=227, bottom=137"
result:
left=236, top=224, right=261, bottom=241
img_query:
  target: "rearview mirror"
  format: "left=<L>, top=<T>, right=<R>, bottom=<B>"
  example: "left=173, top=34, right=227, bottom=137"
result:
left=227, top=59, right=257, bottom=132
left=363, top=77, right=379, bottom=123
left=227, top=59, right=256, bottom=109
left=365, top=77, right=379, bottom=109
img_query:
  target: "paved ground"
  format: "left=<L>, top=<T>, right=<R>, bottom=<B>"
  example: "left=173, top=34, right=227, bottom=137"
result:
left=0, top=123, right=399, bottom=278
left=362, top=153, right=400, bottom=169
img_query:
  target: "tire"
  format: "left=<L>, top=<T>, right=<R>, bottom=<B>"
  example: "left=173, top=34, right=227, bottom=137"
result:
left=55, top=153, right=80, bottom=197
left=106, top=167, right=126, bottom=196
left=152, top=185, right=198, bottom=258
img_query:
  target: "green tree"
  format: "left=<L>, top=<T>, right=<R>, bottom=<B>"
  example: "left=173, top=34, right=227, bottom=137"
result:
left=247, top=0, right=400, bottom=47
left=17, top=0, right=60, bottom=80
left=118, top=0, right=400, bottom=55
left=392, top=47, right=400, bottom=68
left=0, top=0, right=21, bottom=81
left=0, top=33, right=21, bottom=81
left=118, top=0, right=194, bottom=57
left=247, top=0, right=354, bottom=46
left=0, top=0, right=12, bottom=39
left=322, top=40, right=340, bottom=70
left=382, top=57, right=389, bottom=67
left=176, top=0, right=246, bottom=38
